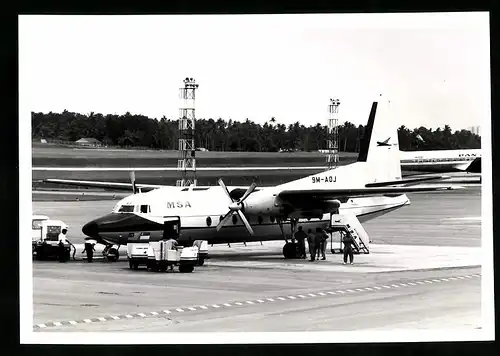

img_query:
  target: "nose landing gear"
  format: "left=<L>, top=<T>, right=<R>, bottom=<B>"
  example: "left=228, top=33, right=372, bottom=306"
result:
left=103, top=244, right=120, bottom=262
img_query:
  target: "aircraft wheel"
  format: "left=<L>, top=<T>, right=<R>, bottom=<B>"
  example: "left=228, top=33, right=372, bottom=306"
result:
left=198, top=258, right=205, bottom=266
left=107, top=248, right=119, bottom=262
left=129, top=260, right=133, bottom=269
left=283, top=243, right=296, bottom=259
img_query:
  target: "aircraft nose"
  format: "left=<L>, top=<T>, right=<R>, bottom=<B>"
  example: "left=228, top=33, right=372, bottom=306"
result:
left=82, top=220, right=99, bottom=237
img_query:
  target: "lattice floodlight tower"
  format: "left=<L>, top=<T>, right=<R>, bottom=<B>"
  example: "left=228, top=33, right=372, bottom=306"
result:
left=326, top=98, right=340, bottom=170
left=177, top=77, right=199, bottom=187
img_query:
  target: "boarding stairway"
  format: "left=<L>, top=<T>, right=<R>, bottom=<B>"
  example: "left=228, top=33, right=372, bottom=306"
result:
left=328, top=213, right=371, bottom=254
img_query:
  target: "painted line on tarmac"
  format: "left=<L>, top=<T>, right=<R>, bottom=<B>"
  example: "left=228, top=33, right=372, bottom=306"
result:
left=33, top=273, right=480, bottom=330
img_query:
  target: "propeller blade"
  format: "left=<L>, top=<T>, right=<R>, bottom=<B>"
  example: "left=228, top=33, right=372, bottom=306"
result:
left=216, top=210, right=234, bottom=232
left=129, top=171, right=137, bottom=194
left=217, top=178, right=233, bottom=201
left=237, top=210, right=254, bottom=236
left=239, top=182, right=257, bottom=202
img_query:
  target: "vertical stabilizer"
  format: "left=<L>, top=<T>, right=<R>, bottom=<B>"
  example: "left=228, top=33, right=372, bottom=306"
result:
left=357, top=96, right=402, bottom=183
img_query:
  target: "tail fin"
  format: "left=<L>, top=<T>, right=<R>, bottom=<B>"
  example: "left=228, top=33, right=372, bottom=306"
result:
left=357, top=96, right=402, bottom=183
left=276, top=96, right=402, bottom=190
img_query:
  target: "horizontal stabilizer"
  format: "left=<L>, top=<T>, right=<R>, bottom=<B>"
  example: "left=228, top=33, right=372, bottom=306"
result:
left=365, top=175, right=449, bottom=188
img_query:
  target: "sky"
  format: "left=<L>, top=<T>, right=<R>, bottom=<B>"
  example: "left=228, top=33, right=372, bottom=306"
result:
left=19, top=13, right=491, bottom=131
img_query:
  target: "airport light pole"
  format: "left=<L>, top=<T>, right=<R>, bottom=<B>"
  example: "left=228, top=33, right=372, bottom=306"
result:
left=177, top=77, right=199, bottom=187
left=327, top=98, right=340, bottom=170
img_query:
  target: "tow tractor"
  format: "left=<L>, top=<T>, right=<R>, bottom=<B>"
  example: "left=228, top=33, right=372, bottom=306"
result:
left=33, top=219, right=73, bottom=261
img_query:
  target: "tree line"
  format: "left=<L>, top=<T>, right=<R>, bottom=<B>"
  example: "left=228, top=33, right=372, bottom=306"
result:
left=31, top=110, right=481, bottom=152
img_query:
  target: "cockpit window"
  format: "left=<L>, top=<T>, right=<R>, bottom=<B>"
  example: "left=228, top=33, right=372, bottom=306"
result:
left=118, top=205, right=135, bottom=212
left=140, top=205, right=149, bottom=213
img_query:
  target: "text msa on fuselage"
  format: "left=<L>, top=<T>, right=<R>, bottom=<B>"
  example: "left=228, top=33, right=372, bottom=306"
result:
left=312, top=175, right=337, bottom=184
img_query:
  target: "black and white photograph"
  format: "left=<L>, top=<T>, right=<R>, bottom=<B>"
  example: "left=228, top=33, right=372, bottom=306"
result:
left=19, top=12, right=493, bottom=344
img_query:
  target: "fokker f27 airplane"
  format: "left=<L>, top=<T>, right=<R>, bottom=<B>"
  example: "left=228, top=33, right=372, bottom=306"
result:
left=70, top=98, right=459, bottom=261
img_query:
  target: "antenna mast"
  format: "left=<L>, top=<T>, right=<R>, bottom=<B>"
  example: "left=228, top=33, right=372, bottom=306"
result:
left=177, top=77, right=199, bottom=187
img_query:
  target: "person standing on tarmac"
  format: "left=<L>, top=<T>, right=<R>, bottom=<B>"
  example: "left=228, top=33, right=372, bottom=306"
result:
left=342, top=232, right=355, bottom=264
left=293, top=226, right=307, bottom=259
left=317, top=228, right=328, bottom=260
left=314, top=228, right=325, bottom=260
left=57, top=228, right=69, bottom=262
left=165, top=237, right=179, bottom=271
left=306, top=228, right=316, bottom=261
left=83, top=237, right=97, bottom=262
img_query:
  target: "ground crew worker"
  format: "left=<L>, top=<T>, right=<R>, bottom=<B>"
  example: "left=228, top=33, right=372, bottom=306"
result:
left=293, top=226, right=307, bottom=259
left=83, top=237, right=97, bottom=262
left=317, top=228, right=328, bottom=260
left=342, top=232, right=354, bottom=264
left=314, top=228, right=324, bottom=260
left=165, top=237, right=179, bottom=271
left=57, top=228, right=69, bottom=262
left=306, top=228, right=316, bottom=261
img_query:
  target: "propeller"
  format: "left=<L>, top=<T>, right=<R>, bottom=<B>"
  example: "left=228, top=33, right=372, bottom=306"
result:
left=129, top=171, right=140, bottom=194
left=216, top=179, right=257, bottom=235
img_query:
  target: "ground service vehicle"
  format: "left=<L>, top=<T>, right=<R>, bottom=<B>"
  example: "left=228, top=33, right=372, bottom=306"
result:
left=33, top=219, right=72, bottom=260
left=32, top=215, right=49, bottom=252
left=146, top=241, right=199, bottom=273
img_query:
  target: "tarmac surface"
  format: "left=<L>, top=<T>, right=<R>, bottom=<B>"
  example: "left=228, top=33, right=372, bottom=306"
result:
left=29, top=186, right=484, bottom=335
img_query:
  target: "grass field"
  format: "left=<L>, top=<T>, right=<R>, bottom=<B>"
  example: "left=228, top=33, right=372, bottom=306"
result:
left=32, top=145, right=358, bottom=190
left=32, top=145, right=358, bottom=167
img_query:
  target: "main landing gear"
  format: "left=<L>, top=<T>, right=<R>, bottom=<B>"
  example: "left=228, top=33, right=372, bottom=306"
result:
left=279, top=218, right=302, bottom=259
left=103, top=244, right=120, bottom=262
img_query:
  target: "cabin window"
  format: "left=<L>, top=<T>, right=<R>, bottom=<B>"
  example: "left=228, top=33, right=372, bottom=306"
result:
left=140, top=205, right=149, bottom=214
left=206, top=216, right=212, bottom=227
left=232, top=215, right=238, bottom=225
left=32, top=219, right=45, bottom=230
left=118, top=205, right=134, bottom=213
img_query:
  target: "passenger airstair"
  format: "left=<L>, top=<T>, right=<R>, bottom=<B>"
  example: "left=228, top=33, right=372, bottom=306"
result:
left=328, top=213, right=370, bottom=254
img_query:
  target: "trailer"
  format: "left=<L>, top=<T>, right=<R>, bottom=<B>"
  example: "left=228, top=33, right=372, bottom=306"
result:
left=146, top=241, right=199, bottom=273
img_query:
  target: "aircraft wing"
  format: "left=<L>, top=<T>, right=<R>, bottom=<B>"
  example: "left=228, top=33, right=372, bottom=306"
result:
left=33, top=166, right=325, bottom=171
left=42, top=179, right=163, bottom=192
left=277, top=185, right=461, bottom=202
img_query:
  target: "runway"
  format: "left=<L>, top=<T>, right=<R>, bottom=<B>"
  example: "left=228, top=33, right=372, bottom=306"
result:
left=29, top=186, right=484, bottom=335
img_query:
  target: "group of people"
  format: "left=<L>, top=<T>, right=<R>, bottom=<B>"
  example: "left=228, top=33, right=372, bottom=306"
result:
left=293, top=226, right=355, bottom=264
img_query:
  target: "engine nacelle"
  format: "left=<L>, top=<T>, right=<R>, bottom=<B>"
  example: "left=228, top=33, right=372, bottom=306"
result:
left=243, top=194, right=283, bottom=216
left=322, top=199, right=341, bottom=211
